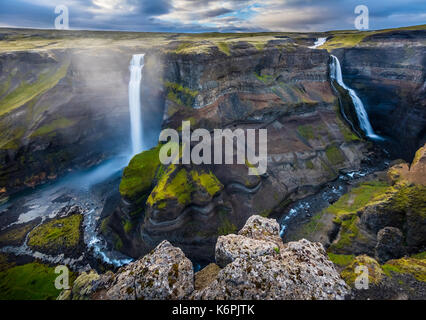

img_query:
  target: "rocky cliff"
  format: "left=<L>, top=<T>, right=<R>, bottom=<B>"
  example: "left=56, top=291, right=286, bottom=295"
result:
left=329, top=28, right=426, bottom=160
left=59, top=216, right=349, bottom=300
left=0, top=48, right=133, bottom=198
left=109, top=39, right=370, bottom=263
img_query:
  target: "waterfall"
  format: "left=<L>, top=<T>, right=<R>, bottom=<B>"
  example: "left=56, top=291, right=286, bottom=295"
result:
left=330, top=55, right=383, bottom=140
left=128, top=54, right=145, bottom=155
left=309, top=37, right=327, bottom=49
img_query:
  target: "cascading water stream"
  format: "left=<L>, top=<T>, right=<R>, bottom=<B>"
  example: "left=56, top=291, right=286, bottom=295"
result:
left=309, top=37, right=327, bottom=49
left=330, top=55, right=383, bottom=141
left=128, top=54, right=145, bottom=155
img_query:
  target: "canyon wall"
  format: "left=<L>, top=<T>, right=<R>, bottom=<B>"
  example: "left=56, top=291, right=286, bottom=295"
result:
left=332, top=29, right=426, bottom=160
left=0, top=48, right=135, bottom=198
left=110, top=40, right=369, bottom=262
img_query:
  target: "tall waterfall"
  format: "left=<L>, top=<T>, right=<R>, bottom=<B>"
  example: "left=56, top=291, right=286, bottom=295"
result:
left=128, top=54, right=145, bottom=155
left=330, top=55, right=383, bottom=140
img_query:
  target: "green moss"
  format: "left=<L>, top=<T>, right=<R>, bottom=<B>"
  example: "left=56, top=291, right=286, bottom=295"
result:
left=218, top=217, right=237, bottom=236
left=190, top=170, right=223, bottom=197
left=217, top=42, right=231, bottom=56
left=259, top=209, right=272, bottom=218
left=119, top=144, right=162, bottom=200
left=412, top=252, right=426, bottom=260
left=382, top=257, right=426, bottom=282
left=0, top=61, right=70, bottom=117
left=165, top=81, right=198, bottom=107
left=326, top=181, right=390, bottom=220
left=287, top=211, right=328, bottom=243
left=386, top=185, right=426, bottom=218
left=327, top=253, right=355, bottom=267
left=175, top=42, right=193, bottom=53
left=254, top=72, right=274, bottom=84
left=340, top=255, right=384, bottom=287
left=27, top=214, right=82, bottom=253
left=148, top=165, right=193, bottom=207
left=336, top=119, right=360, bottom=142
left=31, top=117, right=75, bottom=137
left=330, top=215, right=363, bottom=251
left=320, top=32, right=372, bottom=51
left=0, top=262, right=74, bottom=300
left=411, top=146, right=424, bottom=167
left=0, top=127, right=26, bottom=150
left=297, top=125, right=315, bottom=140
left=306, top=160, right=314, bottom=169
left=0, top=254, right=15, bottom=272
left=325, top=145, right=345, bottom=165
left=99, top=216, right=110, bottom=235
left=148, top=165, right=222, bottom=208
left=123, top=220, right=133, bottom=234
left=114, top=237, right=123, bottom=251
left=254, top=42, right=265, bottom=51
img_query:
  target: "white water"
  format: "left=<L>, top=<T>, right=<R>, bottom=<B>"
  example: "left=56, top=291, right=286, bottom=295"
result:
left=128, top=54, right=145, bottom=155
left=309, top=37, right=327, bottom=49
left=330, top=55, right=383, bottom=140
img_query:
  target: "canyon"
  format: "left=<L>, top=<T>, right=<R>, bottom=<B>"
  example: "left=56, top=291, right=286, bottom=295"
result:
left=0, top=26, right=425, bottom=300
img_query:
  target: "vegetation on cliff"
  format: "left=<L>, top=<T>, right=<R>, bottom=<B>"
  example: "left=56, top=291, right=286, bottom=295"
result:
left=0, top=254, right=75, bottom=300
left=165, top=81, right=199, bottom=108
left=119, top=144, right=162, bottom=200
left=147, top=164, right=223, bottom=208
left=0, top=61, right=70, bottom=117
left=27, top=214, right=83, bottom=256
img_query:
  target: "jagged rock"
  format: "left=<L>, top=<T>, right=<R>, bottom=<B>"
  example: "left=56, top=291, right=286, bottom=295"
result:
left=194, top=263, right=221, bottom=290
left=238, top=215, right=284, bottom=248
left=375, top=227, right=406, bottom=263
left=62, top=216, right=351, bottom=300
left=103, top=240, right=194, bottom=300
left=215, top=234, right=279, bottom=268
left=58, top=270, right=113, bottom=300
left=193, top=216, right=349, bottom=300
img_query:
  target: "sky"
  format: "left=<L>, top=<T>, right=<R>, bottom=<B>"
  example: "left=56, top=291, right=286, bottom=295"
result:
left=0, top=0, right=425, bottom=33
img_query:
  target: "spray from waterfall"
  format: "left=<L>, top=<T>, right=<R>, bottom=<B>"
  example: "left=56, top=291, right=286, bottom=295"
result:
left=128, top=54, right=145, bottom=155
left=330, top=55, right=383, bottom=141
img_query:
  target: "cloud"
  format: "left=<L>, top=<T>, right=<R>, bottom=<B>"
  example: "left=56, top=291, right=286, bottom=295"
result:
left=0, top=0, right=425, bottom=32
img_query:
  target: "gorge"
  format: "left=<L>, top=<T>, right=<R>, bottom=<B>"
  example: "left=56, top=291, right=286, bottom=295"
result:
left=0, top=26, right=425, bottom=300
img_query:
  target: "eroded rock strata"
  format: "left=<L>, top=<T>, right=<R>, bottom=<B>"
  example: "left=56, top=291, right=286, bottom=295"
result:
left=109, top=41, right=369, bottom=262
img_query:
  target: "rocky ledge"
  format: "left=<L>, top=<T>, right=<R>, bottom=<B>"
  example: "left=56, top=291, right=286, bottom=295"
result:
left=59, top=215, right=349, bottom=300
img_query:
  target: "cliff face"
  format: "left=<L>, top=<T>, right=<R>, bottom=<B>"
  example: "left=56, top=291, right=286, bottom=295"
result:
left=0, top=48, right=135, bottom=197
left=332, top=29, right=426, bottom=160
left=111, top=40, right=368, bottom=262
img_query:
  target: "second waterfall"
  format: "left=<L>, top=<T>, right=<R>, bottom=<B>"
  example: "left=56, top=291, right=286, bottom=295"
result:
left=128, top=54, right=145, bottom=155
left=330, top=55, right=383, bottom=141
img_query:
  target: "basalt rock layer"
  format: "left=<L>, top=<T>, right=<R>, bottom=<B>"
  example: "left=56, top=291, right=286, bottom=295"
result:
left=331, top=29, right=426, bottom=160
left=111, top=41, right=369, bottom=262
left=0, top=49, right=130, bottom=196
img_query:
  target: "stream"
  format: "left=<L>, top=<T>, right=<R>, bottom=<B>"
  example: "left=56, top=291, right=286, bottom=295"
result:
left=0, top=155, right=134, bottom=271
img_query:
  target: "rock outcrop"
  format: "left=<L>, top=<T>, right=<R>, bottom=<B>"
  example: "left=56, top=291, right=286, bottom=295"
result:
left=193, top=216, right=349, bottom=300
left=375, top=227, right=406, bottom=263
left=60, top=216, right=349, bottom=300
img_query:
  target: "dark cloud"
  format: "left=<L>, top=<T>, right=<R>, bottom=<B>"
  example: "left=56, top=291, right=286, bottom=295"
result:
left=140, top=0, right=171, bottom=15
left=0, top=0, right=424, bottom=32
